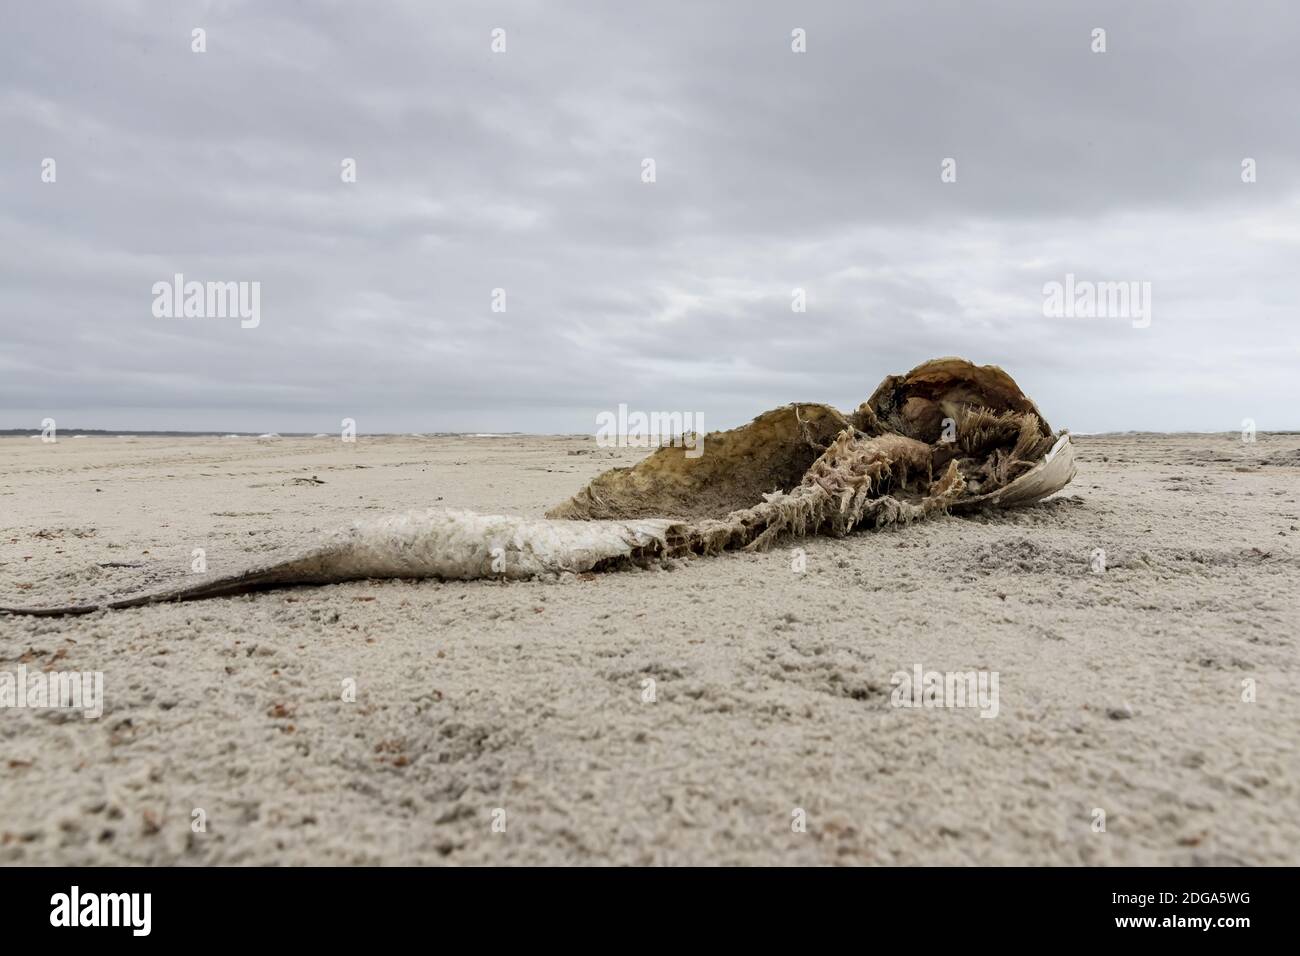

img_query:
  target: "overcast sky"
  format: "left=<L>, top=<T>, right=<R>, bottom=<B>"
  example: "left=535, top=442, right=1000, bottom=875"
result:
left=3, top=0, right=1298, bottom=434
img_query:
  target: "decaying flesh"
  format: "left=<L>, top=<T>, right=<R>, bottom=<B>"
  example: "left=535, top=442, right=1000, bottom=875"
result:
left=1, top=358, right=1075, bottom=616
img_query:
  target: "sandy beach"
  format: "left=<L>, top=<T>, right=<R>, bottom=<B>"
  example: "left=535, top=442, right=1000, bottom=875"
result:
left=1, top=431, right=1297, bottom=865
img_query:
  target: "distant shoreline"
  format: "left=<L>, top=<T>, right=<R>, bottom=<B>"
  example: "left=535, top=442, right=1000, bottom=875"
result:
left=0, top=430, right=534, bottom=438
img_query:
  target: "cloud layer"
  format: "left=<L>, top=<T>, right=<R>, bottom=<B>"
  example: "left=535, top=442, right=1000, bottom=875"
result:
left=3, top=0, right=1298, bottom=432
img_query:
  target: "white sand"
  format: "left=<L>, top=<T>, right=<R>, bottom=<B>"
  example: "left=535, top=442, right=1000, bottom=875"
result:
left=1, top=432, right=1297, bottom=865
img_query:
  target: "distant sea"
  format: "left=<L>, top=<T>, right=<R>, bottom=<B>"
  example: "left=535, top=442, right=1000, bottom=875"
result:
left=0, top=429, right=527, bottom=438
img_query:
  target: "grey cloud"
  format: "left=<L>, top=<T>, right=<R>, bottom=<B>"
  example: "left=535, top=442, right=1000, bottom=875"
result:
left=2, top=0, right=1298, bottom=434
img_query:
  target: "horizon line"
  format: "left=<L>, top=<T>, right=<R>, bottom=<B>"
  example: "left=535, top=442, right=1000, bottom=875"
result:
left=4, top=428, right=1298, bottom=439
